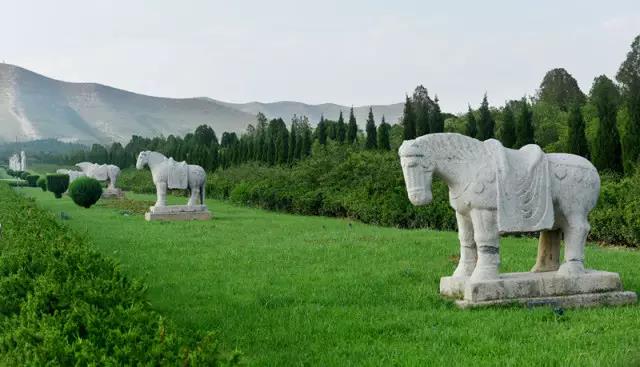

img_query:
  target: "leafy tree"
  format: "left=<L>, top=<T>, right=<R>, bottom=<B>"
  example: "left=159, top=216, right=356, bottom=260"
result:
left=429, top=96, right=444, bottom=133
left=538, top=68, right=586, bottom=111
left=194, top=124, right=218, bottom=147
left=336, top=111, right=346, bottom=143
left=477, top=94, right=495, bottom=140
left=402, top=95, right=416, bottom=140
left=616, top=35, right=640, bottom=174
left=377, top=116, right=391, bottom=150
left=413, top=85, right=430, bottom=136
left=566, top=104, right=590, bottom=158
left=590, top=75, right=622, bottom=173
left=347, top=107, right=358, bottom=144
left=516, top=98, right=534, bottom=148
left=365, top=107, right=377, bottom=149
left=465, top=105, right=477, bottom=138
left=501, top=105, right=517, bottom=148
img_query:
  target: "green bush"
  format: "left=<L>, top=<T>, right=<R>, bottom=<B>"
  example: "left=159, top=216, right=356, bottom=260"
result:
left=20, top=171, right=30, bottom=180
left=25, top=174, right=39, bottom=187
left=37, top=176, right=47, bottom=191
left=6, top=179, right=28, bottom=187
left=68, top=177, right=103, bottom=208
left=46, top=174, right=70, bottom=199
left=0, top=183, right=238, bottom=365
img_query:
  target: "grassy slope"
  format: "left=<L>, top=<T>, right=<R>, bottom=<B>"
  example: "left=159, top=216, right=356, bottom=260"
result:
left=24, top=188, right=640, bottom=366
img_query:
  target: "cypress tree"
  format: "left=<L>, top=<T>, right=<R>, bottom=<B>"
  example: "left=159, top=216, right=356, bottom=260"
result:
left=477, top=94, right=495, bottom=140
left=301, top=126, right=312, bottom=158
left=336, top=111, right=346, bottom=143
left=288, top=121, right=297, bottom=163
left=566, top=104, right=589, bottom=158
left=591, top=75, right=622, bottom=173
left=402, top=95, right=416, bottom=140
left=616, top=35, right=640, bottom=174
left=317, top=117, right=328, bottom=145
left=501, top=105, right=517, bottom=148
left=377, top=116, right=391, bottom=150
left=429, top=96, right=444, bottom=133
left=466, top=106, right=477, bottom=138
left=347, top=107, right=358, bottom=144
left=515, top=98, right=534, bottom=148
left=365, top=107, right=377, bottom=149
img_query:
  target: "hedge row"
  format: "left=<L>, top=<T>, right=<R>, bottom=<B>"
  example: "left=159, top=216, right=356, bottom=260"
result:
left=0, top=183, right=238, bottom=365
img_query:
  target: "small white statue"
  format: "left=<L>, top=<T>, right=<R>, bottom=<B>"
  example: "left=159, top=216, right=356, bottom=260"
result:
left=135, top=151, right=206, bottom=208
left=8, top=154, right=20, bottom=171
left=75, top=162, right=121, bottom=191
left=20, top=151, right=27, bottom=171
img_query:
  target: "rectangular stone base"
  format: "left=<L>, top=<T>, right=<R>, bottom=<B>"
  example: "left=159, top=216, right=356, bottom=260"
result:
left=144, top=205, right=211, bottom=221
left=440, top=270, right=637, bottom=309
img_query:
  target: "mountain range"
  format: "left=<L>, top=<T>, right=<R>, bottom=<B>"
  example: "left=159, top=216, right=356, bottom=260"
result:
left=0, top=64, right=403, bottom=144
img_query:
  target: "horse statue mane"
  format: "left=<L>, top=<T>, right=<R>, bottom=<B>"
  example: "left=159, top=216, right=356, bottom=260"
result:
left=413, top=133, right=486, bottom=162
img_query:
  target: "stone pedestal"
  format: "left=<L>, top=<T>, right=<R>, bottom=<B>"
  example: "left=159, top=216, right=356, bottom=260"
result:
left=440, top=270, right=637, bottom=309
left=144, top=205, right=211, bottom=221
left=101, top=188, right=125, bottom=199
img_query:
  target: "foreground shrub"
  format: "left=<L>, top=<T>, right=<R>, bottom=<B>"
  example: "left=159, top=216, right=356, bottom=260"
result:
left=46, top=173, right=70, bottom=198
left=37, top=176, right=47, bottom=191
left=25, top=174, right=39, bottom=187
left=68, top=177, right=103, bottom=208
left=20, top=171, right=30, bottom=180
left=0, top=183, right=238, bottom=365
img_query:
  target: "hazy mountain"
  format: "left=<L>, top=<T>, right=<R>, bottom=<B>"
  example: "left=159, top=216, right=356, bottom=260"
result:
left=0, top=64, right=403, bottom=144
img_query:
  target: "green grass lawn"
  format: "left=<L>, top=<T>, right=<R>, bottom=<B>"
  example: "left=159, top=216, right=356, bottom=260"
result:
left=23, top=188, right=640, bottom=366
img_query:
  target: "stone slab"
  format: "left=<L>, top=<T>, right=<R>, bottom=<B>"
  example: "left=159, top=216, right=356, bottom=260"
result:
left=455, top=291, right=637, bottom=309
left=144, top=210, right=211, bottom=221
left=148, top=205, right=208, bottom=214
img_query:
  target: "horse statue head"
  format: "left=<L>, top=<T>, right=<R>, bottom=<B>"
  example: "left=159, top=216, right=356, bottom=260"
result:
left=136, top=151, right=150, bottom=170
left=398, top=140, right=435, bottom=206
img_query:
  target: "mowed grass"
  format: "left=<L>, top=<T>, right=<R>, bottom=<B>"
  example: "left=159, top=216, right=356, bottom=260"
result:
left=24, top=188, right=640, bottom=366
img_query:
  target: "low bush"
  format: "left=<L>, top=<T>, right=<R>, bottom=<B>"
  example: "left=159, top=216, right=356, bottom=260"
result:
left=46, top=173, right=70, bottom=198
left=25, top=174, right=39, bottom=187
left=37, top=176, right=47, bottom=191
left=0, top=183, right=238, bottom=365
left=20, top=171, right=30, bottom=180
left=5, top=179, right=28, bottom=187
left=68, top=177, right=103, bottom=208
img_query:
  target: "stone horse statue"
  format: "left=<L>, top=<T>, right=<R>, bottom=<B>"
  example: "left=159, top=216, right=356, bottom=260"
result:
left=135, top=151, right=206, bottom=207
left=399, top=133, right=600, bottom=282
left=75, top=162, right=121, bottom=190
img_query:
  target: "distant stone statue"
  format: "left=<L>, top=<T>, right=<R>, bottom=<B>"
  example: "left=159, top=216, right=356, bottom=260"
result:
left=56, top=169, right=86, bottom=184
left=8, top=153, right=20, bottom=171
left=136, top=151, right=210, bottom=221
left=399, top=133, right=636, bottom=308
left=20, top=151, right=27, bottom=171
left=75, top=162, right=123, bottom=198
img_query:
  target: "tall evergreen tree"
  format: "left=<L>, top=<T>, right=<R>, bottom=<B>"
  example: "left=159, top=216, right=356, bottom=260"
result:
left=402, top=95, right=416, bottom=140
left=429, top=96, right=444, bottom=133
left=377, top=116, right=391, bottom=150
left=316, top=116, right=328, bottom=145
left=477, top=94, right=495, bottom=140
left=590, top=75, right=622, bottom=173
left=616, top=35, right=640, bottom=174
left=347, top=107, right=358, bottom=144
left=566, top=104, right=590, bottom=158
left=288, top=120, right=297, bottom=163
left=515, top=98, right=534, bottom=148
left=501, top=105, right=517, bottom=148
left=466, top=105, right=477, bottom=138
left=365, top=107, right=377, bottom=149
left=413, top=85, right=430, bottom=136
left=336, top=111, right=346, bottom=143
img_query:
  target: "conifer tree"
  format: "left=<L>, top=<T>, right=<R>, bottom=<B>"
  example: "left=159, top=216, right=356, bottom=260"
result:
left=365, top=107, right=377, bottom=149
left=477, top=94, right=495, bottom=140
left=316, top=116, right=328, bottom=145
left=501, top=105, right=517, bottom=148
left=336, top=111, right=346, bottom=143
left=566, top=104, right=589, bottom=158
left=288, top=120, right=297, bottom=163
left=516, top=98, right=534, bottom=148
left=377, top=116, right=391, bottom=150
left=591, top=75, right=622, bottom=173
left=414, top=86, right=430, bottom=136
left=616, top=35, right=640, bottom=174
left=466, top=106, right=477, bottom=138
left=429, top=96, right=444, bottom=133
left=347, top=107, right=358, bottom=144
left=402, top=95, right=416, bottom=140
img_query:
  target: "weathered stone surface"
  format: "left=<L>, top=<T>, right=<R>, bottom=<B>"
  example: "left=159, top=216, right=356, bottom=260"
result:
left=101, top=188, right=125, bottom=199
left=144, top=205, right=211, bottom=221
left=76, top=162, right=121, bottom=190
left=455, top=291, right=637, bottom=309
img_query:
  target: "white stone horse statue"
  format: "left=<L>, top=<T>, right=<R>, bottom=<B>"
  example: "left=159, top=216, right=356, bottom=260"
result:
left=75, top=162, right=121, bottom=190
left=399, top=133, right=600, bottom=282
left=56, top=169, right=86, bottom=184
left=135, top=151, right=206, bottom=207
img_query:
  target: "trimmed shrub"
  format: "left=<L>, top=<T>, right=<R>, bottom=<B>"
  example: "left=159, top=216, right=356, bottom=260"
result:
left=68, top=177, right=103, bottom=208
left=20, top=171, right=30, bottom=180
left=37, top=176, right=47, bottom=191
left=46, top=174, right=70, bottom=199
left=25, top=174, right=39, bottom=187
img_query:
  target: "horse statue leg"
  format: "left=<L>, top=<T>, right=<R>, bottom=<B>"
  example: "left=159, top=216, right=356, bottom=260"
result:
left=452, top=212, right=477, bottom=277
left=155, top=181, right=167, bottom=207
left=469, top=209, right=500, bottom=281
left=558, top=215, right=589, bottom=276
left=187, top=186, right=199, bottom=206
left=531, top=229, right=561, bottom=272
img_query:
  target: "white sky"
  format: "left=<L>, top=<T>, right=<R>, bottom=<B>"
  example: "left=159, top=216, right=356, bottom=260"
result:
left=1, top=0, right=638, bottom=113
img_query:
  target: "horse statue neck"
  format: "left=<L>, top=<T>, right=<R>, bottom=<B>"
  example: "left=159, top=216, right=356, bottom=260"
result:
left=416, top=133, right=485, bottom=187
left=146, top=152, right=167, bottom=169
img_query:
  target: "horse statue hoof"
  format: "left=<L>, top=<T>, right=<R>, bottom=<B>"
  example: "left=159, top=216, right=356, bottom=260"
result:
left=557, top=261, right=586, bottom=277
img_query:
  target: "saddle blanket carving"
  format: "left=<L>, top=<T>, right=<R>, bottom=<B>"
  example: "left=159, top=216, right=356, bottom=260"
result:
left=484, top=139, right=554, bottom=233
left=167, top=158, right=188, bottom=189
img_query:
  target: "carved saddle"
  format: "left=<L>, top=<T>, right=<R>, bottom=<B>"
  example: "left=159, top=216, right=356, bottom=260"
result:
left=166, top=158, right=188, bottom=190
left=484, top=139, right=554, bottom=233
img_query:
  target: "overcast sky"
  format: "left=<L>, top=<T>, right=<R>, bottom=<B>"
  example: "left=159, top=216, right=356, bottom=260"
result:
left=1, top=0, right=638, bottom=113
